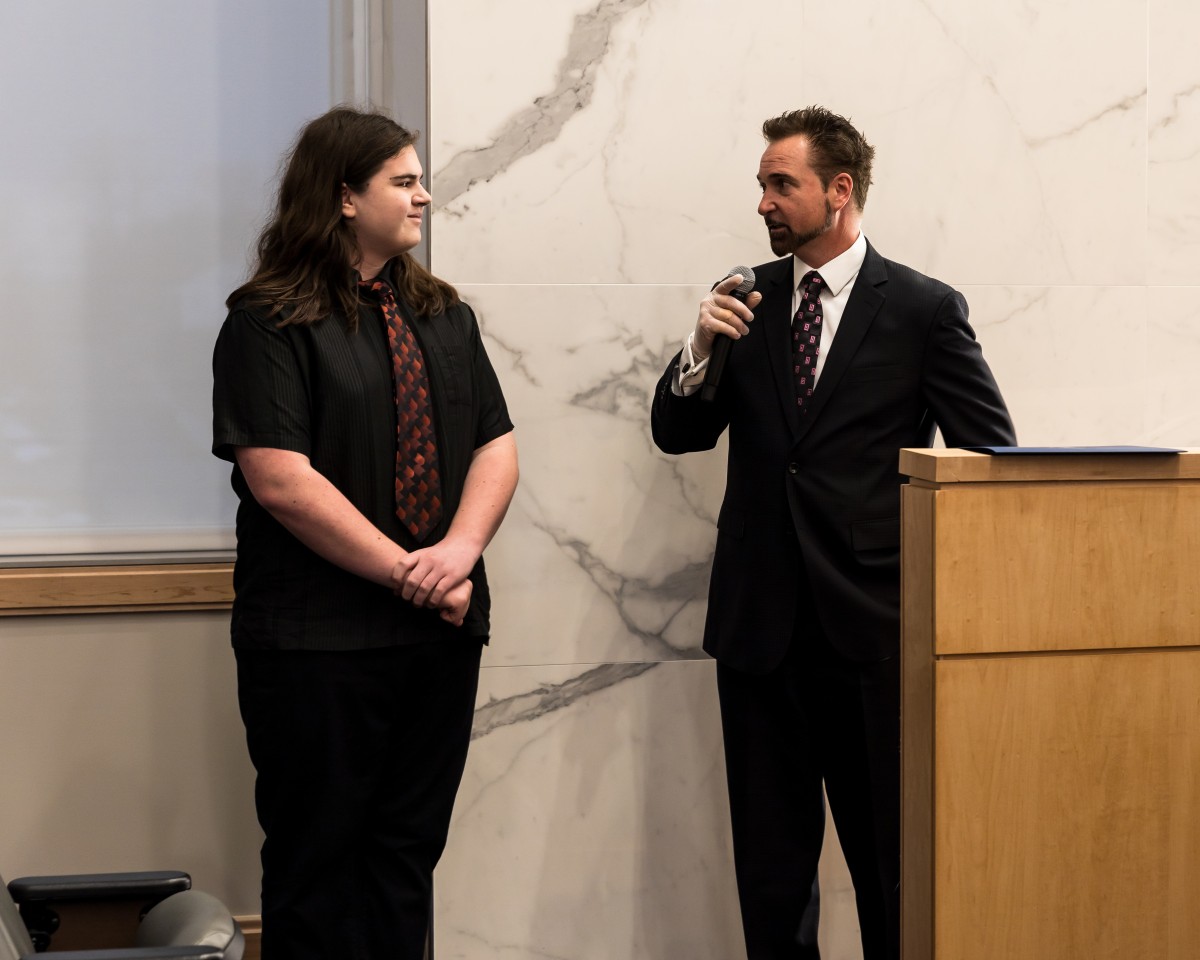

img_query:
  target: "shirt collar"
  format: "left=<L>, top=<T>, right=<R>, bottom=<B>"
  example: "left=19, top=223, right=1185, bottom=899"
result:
left=792, top=231, right=868, bottom=298
left=355, top=259, right=402, bottom=302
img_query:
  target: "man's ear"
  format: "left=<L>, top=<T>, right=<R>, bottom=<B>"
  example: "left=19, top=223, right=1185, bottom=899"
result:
left=829, top=172, right=854, bottom=212
left=341, top=183, right=355, bottom=218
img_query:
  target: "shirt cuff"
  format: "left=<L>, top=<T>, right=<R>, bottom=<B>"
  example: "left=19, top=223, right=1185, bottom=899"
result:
left=673, top=332, right=709, bottom=397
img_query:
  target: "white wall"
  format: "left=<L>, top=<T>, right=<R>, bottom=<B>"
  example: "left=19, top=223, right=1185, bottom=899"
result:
left=0, top=0, right=331, bottom=557
left=0, top=611, right=260, bottom=913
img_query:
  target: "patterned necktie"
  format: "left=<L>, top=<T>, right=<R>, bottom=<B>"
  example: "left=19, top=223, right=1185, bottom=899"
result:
left=792, top=270, right=824, bottom=410
left=361, top=279, right=443, bottom=541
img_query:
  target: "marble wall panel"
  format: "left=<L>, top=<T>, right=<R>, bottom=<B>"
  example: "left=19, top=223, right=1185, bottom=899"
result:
left=462, top=282, right=726, bottom=667
left=435, top=660, right=864, bottom=960
left=430, top=0, right=825, bottom=284
left=1149, top=0, right=1200, bottom=284
left=435, top=661, right=742, bottom=959
left=430, top=0, right=1151, bottom=288
left=1145, top=288, right=1200, bottom=446
left=801, top=0, right=1148, bottom=287
left=429, top=1, right=1200, bottom=958
left=962, top=285, right=1149, bottom=446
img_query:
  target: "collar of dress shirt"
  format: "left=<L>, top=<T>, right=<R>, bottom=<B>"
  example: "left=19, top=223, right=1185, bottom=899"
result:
left=792, top=231, right=868, bottom=299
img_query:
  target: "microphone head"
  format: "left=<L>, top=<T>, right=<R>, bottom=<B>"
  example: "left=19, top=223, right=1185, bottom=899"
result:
left=725, top=265, right=756, bottom=295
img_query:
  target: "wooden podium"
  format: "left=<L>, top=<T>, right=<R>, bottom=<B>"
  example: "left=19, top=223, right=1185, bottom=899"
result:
left=899, top=448, right=1200, bottom=960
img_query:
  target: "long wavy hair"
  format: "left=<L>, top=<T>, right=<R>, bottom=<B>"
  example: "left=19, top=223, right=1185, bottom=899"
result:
left=227, top=106, right=459, bottom=327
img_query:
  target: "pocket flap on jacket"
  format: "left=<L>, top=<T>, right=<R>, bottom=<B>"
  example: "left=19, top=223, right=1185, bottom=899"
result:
left=717, top=505, right=745, bottom=539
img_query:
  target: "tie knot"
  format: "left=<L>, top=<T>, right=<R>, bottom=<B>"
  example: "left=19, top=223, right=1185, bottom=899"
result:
left=800, top=270, right=824, bottom=294
left=359, top=278, right=396, bottom=304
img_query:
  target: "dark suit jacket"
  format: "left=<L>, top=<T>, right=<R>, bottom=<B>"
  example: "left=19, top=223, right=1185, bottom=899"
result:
left=651, top=242, right=1016, bottom=672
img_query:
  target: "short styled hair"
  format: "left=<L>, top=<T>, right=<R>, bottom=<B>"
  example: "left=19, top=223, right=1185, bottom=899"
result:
left=762, top=107, right=876, bottom=211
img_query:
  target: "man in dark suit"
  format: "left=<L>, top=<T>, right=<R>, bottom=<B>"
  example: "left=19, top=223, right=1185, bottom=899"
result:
left=651, top=107, right=1015, bottom=960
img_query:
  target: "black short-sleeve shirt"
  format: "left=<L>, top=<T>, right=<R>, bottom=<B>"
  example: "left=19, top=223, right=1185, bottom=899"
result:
left=212, top=277, right=513, bottom=651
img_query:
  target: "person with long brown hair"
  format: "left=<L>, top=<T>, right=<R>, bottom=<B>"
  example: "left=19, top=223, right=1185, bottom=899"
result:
left=212, top=106, right=517, bottom=960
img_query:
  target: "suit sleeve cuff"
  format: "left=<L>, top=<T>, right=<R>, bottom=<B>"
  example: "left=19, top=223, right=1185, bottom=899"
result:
left=674, top=332, right=709, bottom=397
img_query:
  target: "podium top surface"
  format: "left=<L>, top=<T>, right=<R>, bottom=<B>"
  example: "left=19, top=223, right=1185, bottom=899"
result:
left=901, top=448, right=1200, bottom=484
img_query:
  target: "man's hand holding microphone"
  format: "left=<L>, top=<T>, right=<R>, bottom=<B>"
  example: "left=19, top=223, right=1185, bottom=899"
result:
left=697, top=268, right=762, bottom=402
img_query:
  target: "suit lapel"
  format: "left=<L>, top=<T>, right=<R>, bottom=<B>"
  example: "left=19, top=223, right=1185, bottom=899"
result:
left=793, top=242, right=887, bottom=442
left=755, top=259, right=803, bottom=436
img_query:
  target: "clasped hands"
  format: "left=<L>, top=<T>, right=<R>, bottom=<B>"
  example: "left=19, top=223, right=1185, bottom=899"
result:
left=391, top=537, right=478, bottom=627
left=691, top=273, right=763, bottom=359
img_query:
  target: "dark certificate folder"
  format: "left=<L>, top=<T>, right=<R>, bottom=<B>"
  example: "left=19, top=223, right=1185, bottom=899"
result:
left=962, top=445, right=1185, bottom=455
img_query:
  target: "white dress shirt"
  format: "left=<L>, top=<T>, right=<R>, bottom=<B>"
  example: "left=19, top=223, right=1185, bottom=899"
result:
left=676, top=232, right=869, bottom=396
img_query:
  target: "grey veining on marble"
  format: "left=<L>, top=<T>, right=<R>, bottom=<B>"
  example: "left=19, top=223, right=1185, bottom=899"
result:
left=526, top=516, right=711, bottom=660
left=434, top=0, right=650, bottom=209
left=451, top=283, right=725, bottom=666
left=1151, top=84, right=1200, bottom=134
left=471, top=661, right=657, bottom=741
left=439, top=660, right=750, bottom=960
left=1026, top=89, right=1146, bottom=148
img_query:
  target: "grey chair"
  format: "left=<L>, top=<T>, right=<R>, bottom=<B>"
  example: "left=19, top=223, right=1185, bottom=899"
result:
left=0, top=870, right=243, bottom=960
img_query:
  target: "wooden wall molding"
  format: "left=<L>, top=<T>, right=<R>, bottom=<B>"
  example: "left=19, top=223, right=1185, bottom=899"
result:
left=0, top=563, right=234, bottom=616
left=234, top=916, right=262, bottom=960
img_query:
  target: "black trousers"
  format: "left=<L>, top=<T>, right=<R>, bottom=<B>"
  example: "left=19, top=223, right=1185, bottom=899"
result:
left=717, top=616, right=900, bottom=960
left=236, top=639, right=483, bottom=960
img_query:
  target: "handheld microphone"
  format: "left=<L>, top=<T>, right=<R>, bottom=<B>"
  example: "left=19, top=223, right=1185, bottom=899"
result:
left=700, top=265, right=756, bottom=402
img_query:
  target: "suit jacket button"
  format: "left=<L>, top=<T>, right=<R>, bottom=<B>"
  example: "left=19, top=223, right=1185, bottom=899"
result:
left=788, top=462, right=799, bottom=475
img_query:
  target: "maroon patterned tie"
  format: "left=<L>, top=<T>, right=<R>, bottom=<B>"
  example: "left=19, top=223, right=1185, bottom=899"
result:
left=361, top=279, right=443, bottom=540
left=792, top=270, right=824, bottom=410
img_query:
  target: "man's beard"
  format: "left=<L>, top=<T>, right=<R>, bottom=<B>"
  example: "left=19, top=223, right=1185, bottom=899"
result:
left=767, top=199, right=834, bottom=257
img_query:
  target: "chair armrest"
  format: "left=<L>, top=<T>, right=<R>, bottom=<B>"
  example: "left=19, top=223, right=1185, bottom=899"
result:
left=7, top=872, right=191, bottom=904
left=8, top=872, right=194, bottom=952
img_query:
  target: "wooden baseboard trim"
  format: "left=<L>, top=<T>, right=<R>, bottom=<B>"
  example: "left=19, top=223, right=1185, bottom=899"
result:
left=0, top=563, right=234, bottom=616
left=234, top=915, right=261, bottom=960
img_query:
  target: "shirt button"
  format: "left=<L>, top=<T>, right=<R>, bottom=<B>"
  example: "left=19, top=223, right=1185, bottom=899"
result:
left=788, top=462, right=799, bottom=475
